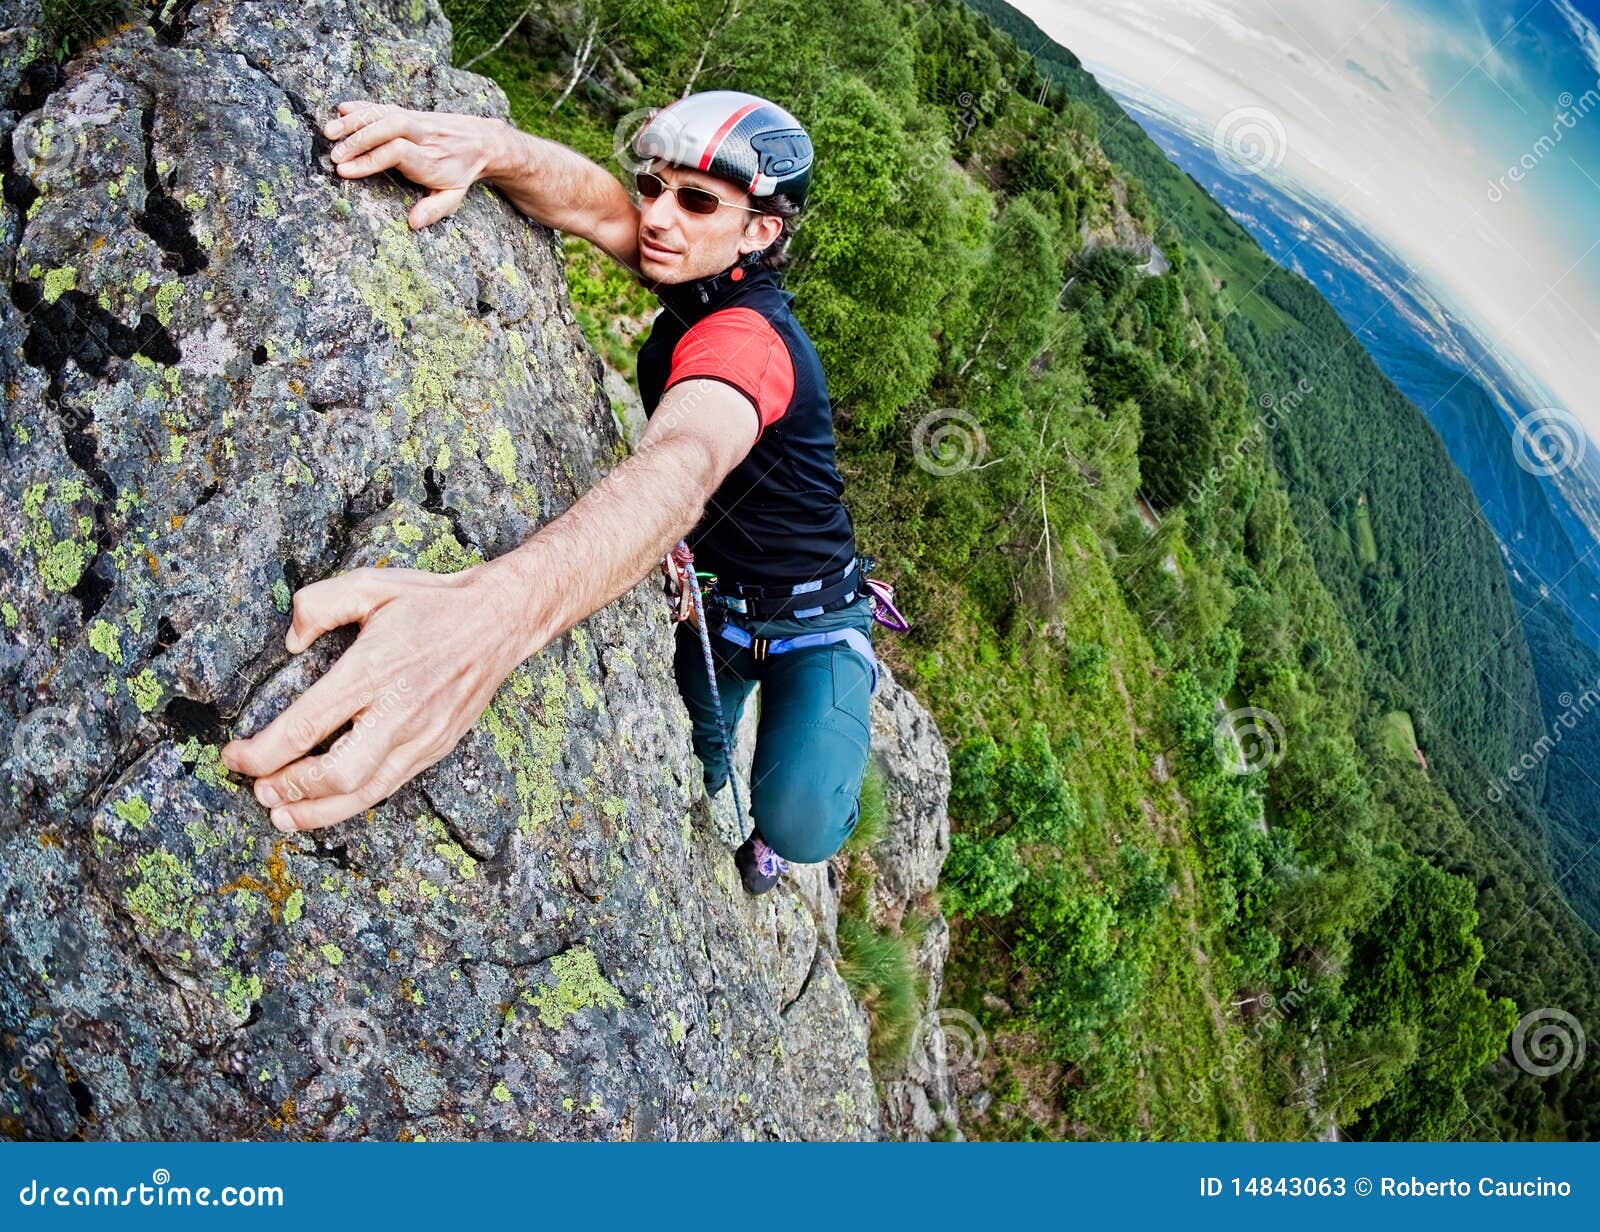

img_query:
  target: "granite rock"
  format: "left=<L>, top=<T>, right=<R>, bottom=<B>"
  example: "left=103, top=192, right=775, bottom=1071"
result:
left=0, top=1, right=952, bottom=1142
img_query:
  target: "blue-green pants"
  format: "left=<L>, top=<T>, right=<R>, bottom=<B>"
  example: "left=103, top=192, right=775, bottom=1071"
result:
left=673, top=594, right=877, bottom=864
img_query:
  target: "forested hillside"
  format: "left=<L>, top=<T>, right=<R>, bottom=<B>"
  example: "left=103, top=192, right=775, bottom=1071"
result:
left=443, top=0, right=1599, bottom=1140
left=964, top=0, right=1600, bottom=1138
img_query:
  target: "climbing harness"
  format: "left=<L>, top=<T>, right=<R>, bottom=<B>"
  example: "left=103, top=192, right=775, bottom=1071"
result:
left=662, top=540, right=911, bottom=844
left=712, top=622, right=883, bottom=696
left=704, top=553, right=868, bottom=620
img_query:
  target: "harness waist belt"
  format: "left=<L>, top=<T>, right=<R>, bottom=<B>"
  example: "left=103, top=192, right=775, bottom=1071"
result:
left=706, top=555, right=866, bottom=620
left=714, top=622, right=880, bottom=696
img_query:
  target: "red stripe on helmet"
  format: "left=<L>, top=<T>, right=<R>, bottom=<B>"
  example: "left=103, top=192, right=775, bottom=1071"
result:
left=699, top=101, right=761, bottom=171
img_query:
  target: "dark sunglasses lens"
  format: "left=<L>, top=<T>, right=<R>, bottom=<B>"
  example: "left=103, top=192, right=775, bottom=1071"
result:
left=635, top=171, right=665, bottom=198
left=678, top=186, right=721, bottom=215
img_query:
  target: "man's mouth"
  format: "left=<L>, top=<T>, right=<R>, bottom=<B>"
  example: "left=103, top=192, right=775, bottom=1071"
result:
left=641, top=238, right=679, bottom=261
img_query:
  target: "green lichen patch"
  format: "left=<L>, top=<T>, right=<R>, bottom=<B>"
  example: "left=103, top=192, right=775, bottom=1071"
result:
left=223, top=971, right=264, bottom=1020
left=153, top=280, right=184, bottom=327
left=112, top=795, right=152, bottom=830
left=21, top=481, right=94, bottom=594
left=526, top=945, right=624, bottom=1029
left=392, top=517, right=425, bottom=547
left=483, top=425, right=517, bottom=484
left=431, top=840, right=477, bottom=881
left=178, top=738, right=237, bottom=792
left=356, top=219, right=428, bottom=339
left=41, top=265, right=76, bottom=303
left=88, top=619, right=123, bottom=665
left=254, top=179, right=278, bottom=219
left=127, top=669, right=162, bottom=713
left=415, top=530, right=482, bottom=574
left=477, top=657, right=574, bottom=835
left=124, top=850, right=204, bottom=937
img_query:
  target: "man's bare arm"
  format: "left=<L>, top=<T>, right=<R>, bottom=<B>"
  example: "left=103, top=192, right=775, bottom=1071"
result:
left=221, top=379, right=758, bottom=831
left=481, top=124, right=642, bottom=271
left=321, top=101, right=641, bottom=269
left=492, top=377, right=752, bottom=657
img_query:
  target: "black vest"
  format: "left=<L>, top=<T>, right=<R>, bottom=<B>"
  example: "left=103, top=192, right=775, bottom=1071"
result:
left=635, top=256, right=857, bottom=588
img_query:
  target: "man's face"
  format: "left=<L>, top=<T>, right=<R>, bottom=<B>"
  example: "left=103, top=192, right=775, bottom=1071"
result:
left=636, top=159, right=773, bottom=284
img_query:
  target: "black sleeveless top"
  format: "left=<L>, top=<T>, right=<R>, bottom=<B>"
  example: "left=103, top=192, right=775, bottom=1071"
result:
left=634, top=253, right=857, bottom=589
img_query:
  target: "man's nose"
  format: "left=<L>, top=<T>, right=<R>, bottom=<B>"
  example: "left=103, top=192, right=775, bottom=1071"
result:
left=640, top=190, right=681, bottom=229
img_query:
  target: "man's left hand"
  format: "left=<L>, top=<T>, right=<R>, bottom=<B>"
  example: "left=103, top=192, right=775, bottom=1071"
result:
left=221, top=562, right=534, bottom=832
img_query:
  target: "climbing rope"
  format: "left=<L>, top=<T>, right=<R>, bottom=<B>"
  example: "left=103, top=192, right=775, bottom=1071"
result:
left=669, top=540, right=751, bottom=844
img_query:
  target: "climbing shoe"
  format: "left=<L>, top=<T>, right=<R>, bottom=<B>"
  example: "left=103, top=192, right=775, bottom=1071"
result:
left=734, top=829, right=789, bottom=896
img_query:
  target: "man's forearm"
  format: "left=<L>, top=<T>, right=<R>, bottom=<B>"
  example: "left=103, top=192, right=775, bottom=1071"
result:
left=480, top=436, right=714, bottom=664
left=483, top=120, right=635, bottom=245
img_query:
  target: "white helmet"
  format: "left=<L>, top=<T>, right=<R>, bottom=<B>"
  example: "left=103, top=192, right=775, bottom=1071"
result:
left=633, top=90, right=814, bottom=208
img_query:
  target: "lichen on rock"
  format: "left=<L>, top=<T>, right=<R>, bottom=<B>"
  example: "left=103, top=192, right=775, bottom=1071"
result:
left=0, top=0, right=952, bottom=1142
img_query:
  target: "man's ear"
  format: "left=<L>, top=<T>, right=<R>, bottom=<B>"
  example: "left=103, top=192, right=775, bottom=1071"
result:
left=742, top=212, right=783, bottom=254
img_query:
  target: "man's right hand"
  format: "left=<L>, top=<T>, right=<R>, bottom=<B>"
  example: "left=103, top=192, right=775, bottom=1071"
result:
left=323, top=100, right=504, bottom=229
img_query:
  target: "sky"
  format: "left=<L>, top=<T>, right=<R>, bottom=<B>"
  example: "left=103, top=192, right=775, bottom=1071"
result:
left=1011, top=0, right=1600, bottom=443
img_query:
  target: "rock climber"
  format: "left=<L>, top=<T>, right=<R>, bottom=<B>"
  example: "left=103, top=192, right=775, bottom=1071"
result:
left=220, top=90, right=884, bottom=895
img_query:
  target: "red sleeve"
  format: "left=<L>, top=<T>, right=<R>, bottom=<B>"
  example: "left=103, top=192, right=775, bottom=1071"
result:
left=663, top=307, right=794, bottom=444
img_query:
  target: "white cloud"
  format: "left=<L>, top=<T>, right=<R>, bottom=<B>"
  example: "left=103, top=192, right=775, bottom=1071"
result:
left=1012, top=0, right=1600, bottom=438
left=1554, top=0, right=1600, bottom=76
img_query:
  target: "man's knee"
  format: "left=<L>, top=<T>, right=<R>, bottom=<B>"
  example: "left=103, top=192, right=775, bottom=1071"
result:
left=752, top=734, right=865, bottom=864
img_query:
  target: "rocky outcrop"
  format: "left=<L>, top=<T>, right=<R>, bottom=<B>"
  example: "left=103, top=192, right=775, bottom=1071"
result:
left=861, top=671, right=958, bottom=1139
left=0, top=0, right=949, bottom=1141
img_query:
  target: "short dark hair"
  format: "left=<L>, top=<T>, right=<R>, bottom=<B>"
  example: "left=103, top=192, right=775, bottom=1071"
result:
left=746, top=190, right=802, bottom=271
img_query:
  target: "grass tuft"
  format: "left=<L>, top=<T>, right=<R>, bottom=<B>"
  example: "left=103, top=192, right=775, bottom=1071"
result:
left=837, top=914, right=924, bottom=1067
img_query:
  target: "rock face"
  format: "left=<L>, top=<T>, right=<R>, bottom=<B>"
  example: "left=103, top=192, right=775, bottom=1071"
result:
left=0, top=1, right=950, bottom=1140
left=863, top=673, right=959, bottom=1140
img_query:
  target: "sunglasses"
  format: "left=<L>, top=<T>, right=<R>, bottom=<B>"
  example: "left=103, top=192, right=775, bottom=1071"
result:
left=634, top=170, right=763, bottom=216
